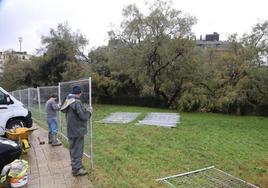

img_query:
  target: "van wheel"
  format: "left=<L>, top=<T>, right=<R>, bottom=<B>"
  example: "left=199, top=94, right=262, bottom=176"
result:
left=6, top=120, right=25, bottom=129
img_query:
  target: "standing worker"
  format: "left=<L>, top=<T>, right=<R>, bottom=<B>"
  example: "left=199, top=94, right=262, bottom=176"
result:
left=45, top=94, right=62, bottom=146
left=60, top=85, right=92, bottom=176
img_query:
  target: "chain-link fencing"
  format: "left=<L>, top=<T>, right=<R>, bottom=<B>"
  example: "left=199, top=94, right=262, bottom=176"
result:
left=10, top=78, right=93, bottom=168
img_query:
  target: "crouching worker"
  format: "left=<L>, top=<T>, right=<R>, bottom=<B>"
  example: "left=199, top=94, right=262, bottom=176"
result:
left=60, top=85, right=92, bottom=176
left=45, top=94, right=61, bottom=146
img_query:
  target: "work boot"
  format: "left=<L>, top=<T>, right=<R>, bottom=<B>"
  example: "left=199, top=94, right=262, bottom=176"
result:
left=51, top=134, right=62, bottom=146
left=48, top=133, right=52, bottom=144
left=72, top=168, right=87, bottom=176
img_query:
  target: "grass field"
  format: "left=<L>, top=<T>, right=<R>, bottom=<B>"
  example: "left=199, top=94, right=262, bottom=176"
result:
left=87, top=105, right=268, bottom=188
left=32, top=104, right=268, bottom=187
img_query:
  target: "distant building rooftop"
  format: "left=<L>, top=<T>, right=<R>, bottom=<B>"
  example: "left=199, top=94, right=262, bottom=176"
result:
left=195, top=32, right=227, bottom=48
left=205, top=32, right=219, bottom=41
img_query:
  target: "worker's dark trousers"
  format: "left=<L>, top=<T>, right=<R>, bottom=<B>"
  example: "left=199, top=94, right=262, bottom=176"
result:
left=68, top=136, right=84, bottom=172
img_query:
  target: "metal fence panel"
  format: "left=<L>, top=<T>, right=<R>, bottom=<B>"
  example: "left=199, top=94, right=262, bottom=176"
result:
left=10, top=78, right=93, bottom=169
left=100, top=112, right=141, bottom=124
left=156, top=166, right=259, bottom=188
left=138, top=112, right=180, bottom=127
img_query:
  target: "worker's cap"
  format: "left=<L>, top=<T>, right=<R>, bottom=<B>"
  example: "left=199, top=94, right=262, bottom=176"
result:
left=72, top=85, right=82, bottom=94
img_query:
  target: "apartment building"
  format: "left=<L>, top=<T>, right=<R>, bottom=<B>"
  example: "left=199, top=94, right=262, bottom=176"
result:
left=0, top=50, right=31, bottom=73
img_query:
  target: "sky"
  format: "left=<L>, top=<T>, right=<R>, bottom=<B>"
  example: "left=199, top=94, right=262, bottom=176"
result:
left=0, top=0, right=267, bottom=54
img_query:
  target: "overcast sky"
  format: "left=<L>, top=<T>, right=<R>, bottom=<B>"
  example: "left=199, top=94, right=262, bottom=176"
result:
left=0, top=0, right=267, bottom=54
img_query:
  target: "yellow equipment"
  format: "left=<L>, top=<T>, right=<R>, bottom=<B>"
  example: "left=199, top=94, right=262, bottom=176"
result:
left=5, top=127, right=37, bottom=153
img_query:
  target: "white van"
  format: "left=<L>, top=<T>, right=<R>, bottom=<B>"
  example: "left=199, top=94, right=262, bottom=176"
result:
left=0, top=87, right=32, bottom=136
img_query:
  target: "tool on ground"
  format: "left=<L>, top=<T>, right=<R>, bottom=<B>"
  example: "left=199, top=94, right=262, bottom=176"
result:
left=37, top=137, right=45, bottom=145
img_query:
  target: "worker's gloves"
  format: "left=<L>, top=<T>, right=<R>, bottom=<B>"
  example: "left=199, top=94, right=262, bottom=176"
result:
left=86, top=106, right=93, bottom=113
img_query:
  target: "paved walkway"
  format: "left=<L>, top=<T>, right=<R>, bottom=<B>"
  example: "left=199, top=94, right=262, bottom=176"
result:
left=22, top=124, right=94, bottom=188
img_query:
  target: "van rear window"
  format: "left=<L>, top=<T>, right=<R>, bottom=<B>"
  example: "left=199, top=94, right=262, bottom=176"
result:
left=0, top=91, right=6, bottom=104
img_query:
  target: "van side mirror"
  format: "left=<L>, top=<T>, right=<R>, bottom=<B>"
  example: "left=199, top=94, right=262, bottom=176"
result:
left=5, top=95, right=14, bottom=105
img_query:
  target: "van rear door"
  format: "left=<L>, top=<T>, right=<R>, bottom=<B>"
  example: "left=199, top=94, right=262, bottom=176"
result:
left=0, top=90, right=14, bottom=134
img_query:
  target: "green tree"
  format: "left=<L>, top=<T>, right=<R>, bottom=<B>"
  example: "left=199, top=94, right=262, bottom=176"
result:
left=241, top=20, right=268, bottom=66
left=108, top=0, right=196, bottom=107
left=1, top=57, right=38, bottom=91
left=37, top=22, right=89, bottom=85
left=61, top=61, right=90, bottom=81
left=88, top=46, right=110, bottom=76
left=187, top=21, right=268, bottom=115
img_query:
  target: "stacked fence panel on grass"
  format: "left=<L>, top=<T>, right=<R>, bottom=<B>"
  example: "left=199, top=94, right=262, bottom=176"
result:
left=138, top=112, right=180, bottom=127
left=100, top=112, right=141, bottom=124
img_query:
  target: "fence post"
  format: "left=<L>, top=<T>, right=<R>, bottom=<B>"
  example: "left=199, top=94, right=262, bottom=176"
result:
left=58, top=82, right=62, bottom=135
left=37, top=87, right=41, bottom=121
left=89, top=77, right=93, bottom=169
